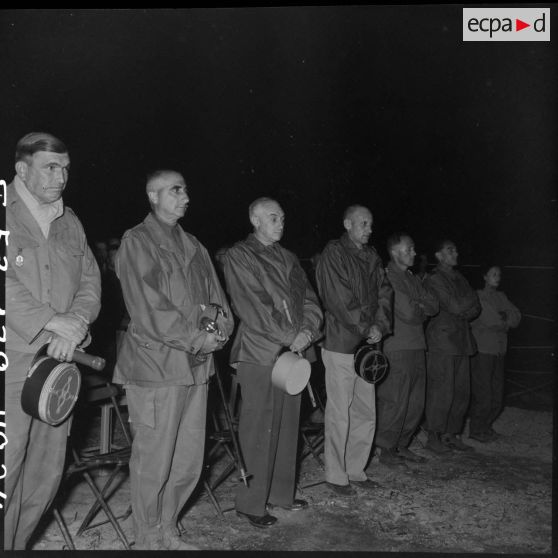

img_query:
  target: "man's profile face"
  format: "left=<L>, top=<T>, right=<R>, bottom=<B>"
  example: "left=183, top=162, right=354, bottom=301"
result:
left=253, top=201, right=285, bottom=245
left=392, top=236, right=416, bottom=269
left=19, top=151, right=70, bottom=205
left=345, top=208, right=373, bottom=248
left=484, top=266, right=501, bottom=288
left=149, top=172, right=189, bottom=223
left=436, top=242, right=458, bottom=267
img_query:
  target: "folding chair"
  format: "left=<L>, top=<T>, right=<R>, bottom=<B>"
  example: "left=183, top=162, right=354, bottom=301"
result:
left=54, top=376, right=132, bottom=550
left=299, top=380, right=326, bottom=468
left=198, top=366, right=249, bottom=518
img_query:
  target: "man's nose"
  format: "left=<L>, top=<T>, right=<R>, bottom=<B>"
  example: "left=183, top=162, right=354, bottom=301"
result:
left=56, top=168, right=67, bottom=184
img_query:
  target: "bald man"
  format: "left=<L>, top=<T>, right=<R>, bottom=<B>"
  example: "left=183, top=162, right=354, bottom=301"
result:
left=114, top=170, right=234, bottom=550
left=316, top=205, right=393, bottom=495
left=222, top=197, right=323, bottom=528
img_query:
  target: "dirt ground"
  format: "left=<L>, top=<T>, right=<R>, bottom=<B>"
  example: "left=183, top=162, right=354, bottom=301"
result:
left=30, top=404, right=552, bottom=553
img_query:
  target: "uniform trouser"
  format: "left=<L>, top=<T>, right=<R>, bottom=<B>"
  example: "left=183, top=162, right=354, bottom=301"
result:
left=235, top=362, right=300, bottom=517
left=425, top=352, right=470, bottom=434
left=469, top=353, right=505, bottom=435
left=375, top=349, right=426, bottom=450
left=322, top=349, right=376, bottom=486
left=125, top=383, right=207, bottom=535
left=4, top=351, right=71, bottom=550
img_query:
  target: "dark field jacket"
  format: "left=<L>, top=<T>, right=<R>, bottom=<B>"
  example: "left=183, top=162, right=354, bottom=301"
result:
left=223, top=234, right=323, bottom=367
left=316, top=233, right=393, bottom=354
left=425, top=265, right=480, bottom=355
left=383, top=261, right=439, bottom=352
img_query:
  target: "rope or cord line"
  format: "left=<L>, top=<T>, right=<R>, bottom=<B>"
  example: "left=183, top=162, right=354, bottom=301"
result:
left=508, top=346, right=554, bottom=350
left=506, top=369, right=553, bottom=375
left=522, top=314, right=555, bottom=323
left=460, top=264, right=555, bottom=270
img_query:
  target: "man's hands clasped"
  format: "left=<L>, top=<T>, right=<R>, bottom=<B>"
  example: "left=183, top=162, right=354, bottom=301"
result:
left=44, top=312, right=89, bottom=362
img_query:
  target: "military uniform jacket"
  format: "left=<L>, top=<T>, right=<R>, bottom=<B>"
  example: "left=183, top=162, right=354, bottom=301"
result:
left=425, top=265, right=480, bottom=355
left=383, top=261, right=439, bottom=352
left=316, top=233, right=393, bottom=354
left=113, top=213, right=234, bottom=386
left=5, top=181, right=101, bottom=380
left=222, top=233, right=323, bottom=367
left=471, top=288, right=521, bottom=355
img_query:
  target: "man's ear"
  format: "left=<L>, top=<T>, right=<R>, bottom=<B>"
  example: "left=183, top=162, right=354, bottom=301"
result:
left=15, top=161, right=28, bottom=181
left=249, top=214, right=259, bottom=229
left=434, top=250, right=442, bottom=262
left=343, top=218, right=351, bottom=232
left=147, top=190, right=158, bottom=205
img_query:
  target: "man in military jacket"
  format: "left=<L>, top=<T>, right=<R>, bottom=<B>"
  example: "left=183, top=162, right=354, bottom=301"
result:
left=376, top=233, right=438, bottom=467
left=223, top=197, right=322, bottom=528
left=316, top=205, right=393, bottom=495
left=114, top=170, right=233, bottom=550
left=5, top=132, right=101, bottom=550
left=424, top=239, right=480, bottom=453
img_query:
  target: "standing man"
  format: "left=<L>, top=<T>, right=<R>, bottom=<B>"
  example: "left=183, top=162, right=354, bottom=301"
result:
left=114, top=170, right=233, bottom=550
left=315, top=205, right=393, bottom=495
left=5, top=132, right=101, bottom=550
left=424, top=239, right=480, bottom=453
left=375, top=233, right=439, bottom=466
left=222, top=197, right=322, bottom=528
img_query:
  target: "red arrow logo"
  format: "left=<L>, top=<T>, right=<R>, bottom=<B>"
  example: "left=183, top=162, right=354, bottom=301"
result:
left=516, top=19, right=530, bottom=31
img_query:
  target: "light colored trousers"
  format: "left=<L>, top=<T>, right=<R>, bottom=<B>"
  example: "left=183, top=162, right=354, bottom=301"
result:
left=322, top=349, right=376, bottom=485
left=125, top=383, right=207, bottom=536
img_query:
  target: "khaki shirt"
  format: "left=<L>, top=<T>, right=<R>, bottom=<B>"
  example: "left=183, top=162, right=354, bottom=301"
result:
left=5, top=181, right=101, bottom=381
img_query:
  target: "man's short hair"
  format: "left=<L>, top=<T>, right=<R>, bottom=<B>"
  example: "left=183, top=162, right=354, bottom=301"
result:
left=249, top=197, right=277, bottom=220
left=386, top=232, right=411, bottom=254
left=145, top=169, right=180, bottom=192
left=343, top=205, right=370, bottom=222
left=433, top=238, right=454, bottom=255
left=15, top=132, right=68, bottom=163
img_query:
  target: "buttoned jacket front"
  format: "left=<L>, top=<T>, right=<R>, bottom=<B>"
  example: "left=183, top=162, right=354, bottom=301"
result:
left=114, top=213, right=234, bottom=386
left=5, top=181, right=101, bottom=379
left=223, top=233, right=323, bottom=367
left=316, top=233, right=393, bottom=354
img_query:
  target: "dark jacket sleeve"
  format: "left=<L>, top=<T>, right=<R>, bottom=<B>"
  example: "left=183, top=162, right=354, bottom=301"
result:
left=316, top=244, right=369, bottom=338
left=223, top=246, right=297, bottom=346
left=299, top=272, right=323, bottom=341
left=426, top=272, right=479, bottom=319
left=373, top=265, right=393, bottom=335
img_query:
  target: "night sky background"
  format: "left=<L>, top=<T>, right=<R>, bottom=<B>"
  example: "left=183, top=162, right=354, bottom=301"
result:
left=1, top=8, right=556, bottom=325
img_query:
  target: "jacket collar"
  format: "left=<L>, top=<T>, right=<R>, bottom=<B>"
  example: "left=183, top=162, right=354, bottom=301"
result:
left=387, top=260, right=408, bottom=275
left=143, top=212, right=195, bottom=259
left=245, top=232, right=281, bottom=254
left=340, top=232, right=375, bottom=260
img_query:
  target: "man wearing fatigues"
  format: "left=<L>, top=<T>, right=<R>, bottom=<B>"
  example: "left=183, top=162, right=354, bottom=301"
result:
left=424, top=239, right=480, bottom=453
left=114, top=170, right=233, bottom=550
left=5, top=132, right=101, bottom=550
left=375, top=233, right=439, bottom=467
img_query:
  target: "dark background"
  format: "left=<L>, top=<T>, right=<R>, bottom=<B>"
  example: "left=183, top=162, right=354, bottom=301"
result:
left=1, top=7, right=556, bottom=400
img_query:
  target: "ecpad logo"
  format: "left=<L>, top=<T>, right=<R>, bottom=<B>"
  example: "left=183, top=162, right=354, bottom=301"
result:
left=463, top=8, right=550, bottom=41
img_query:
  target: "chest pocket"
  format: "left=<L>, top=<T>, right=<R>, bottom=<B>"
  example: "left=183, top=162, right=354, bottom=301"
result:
left=8, top=234, right=40, bottom=267
left=53, top=236, right=84, bottom=286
